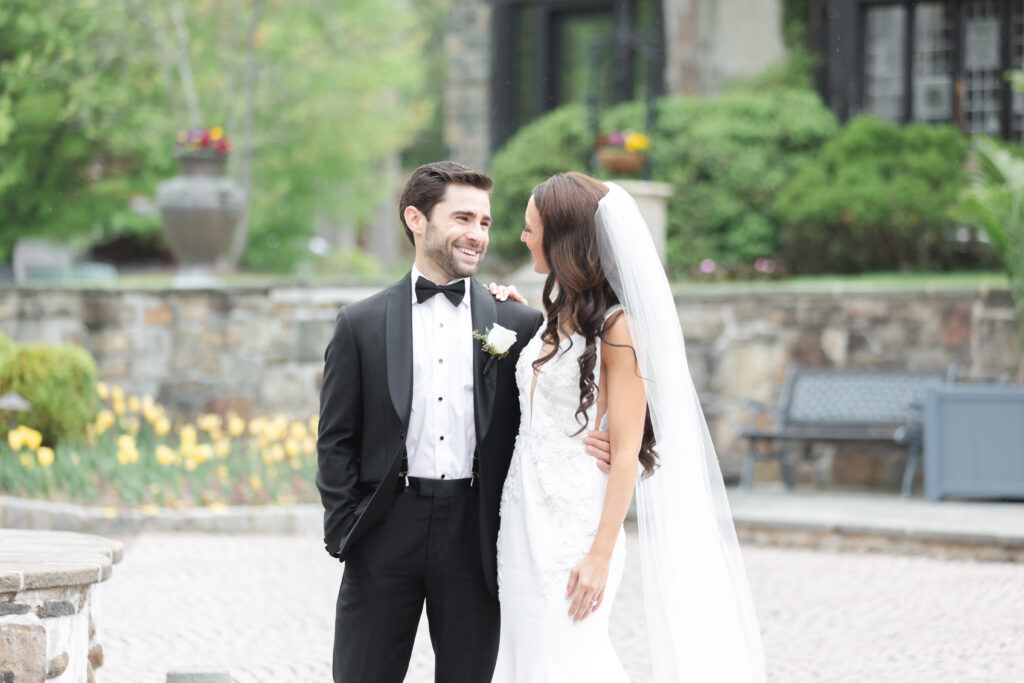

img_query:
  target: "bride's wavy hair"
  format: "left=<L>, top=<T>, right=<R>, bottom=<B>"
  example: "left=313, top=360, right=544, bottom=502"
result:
left=531, top=172, right=658, bottom=477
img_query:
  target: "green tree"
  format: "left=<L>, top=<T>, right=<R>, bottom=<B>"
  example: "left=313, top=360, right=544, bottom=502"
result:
left=1, top=0, right=430, bottom=272
left=950, top=137, right=1024, bottom=381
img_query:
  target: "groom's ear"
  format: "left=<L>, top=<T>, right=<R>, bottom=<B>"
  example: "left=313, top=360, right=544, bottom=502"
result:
left=404, top=205, right=426, bottom=241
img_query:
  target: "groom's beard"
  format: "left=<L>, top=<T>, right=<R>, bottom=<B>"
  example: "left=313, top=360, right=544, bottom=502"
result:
left=423, top=220, right=485, bottom=280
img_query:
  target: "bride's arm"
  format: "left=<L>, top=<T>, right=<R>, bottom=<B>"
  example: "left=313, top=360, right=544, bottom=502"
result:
left=566, top=313, right=644, bottom=622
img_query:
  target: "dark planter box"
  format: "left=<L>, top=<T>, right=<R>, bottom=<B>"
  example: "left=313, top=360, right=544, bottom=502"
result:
left=924, top=385, right=1024, bottom=501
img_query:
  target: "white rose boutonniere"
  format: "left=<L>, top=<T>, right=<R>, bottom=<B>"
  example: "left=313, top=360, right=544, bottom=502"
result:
left=473, top=323, right=518, bottom=360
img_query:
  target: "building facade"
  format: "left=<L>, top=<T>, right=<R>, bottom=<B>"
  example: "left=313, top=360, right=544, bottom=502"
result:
left=445, top=0, right=786, bottom=170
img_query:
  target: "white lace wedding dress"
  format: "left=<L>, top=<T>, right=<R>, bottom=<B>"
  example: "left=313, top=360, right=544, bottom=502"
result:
left=492, top=310, right=630, bottom=683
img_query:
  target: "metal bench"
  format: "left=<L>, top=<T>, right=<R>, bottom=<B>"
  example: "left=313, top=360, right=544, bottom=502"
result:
left=736, top=364, right=957, bottom=497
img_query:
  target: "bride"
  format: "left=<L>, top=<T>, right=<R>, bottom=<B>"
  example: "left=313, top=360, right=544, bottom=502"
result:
left=491, top=172, right=766, bottom=682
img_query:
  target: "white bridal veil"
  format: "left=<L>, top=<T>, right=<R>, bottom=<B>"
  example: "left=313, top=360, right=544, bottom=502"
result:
left=595, top=183, right=766, bottom=682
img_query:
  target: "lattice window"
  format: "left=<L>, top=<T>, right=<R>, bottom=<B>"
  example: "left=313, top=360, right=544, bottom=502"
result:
left=864, top=5, right=907, bottom=122
left=913, top=2, right=954, bottom=122
left=963, top=0, right=1003, bottom=135
left=1010, top=0, right=1024, bottom=140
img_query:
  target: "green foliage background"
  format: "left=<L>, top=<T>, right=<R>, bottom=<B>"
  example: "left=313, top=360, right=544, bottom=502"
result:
left=0, top=0, right=432, bottom=271
left=489, top=88, right=839, bottom=272
left=774, top=117, right=969, bottom=272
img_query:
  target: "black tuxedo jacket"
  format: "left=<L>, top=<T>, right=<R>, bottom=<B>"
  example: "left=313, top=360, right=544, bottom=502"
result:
left=316, top=272, right=544, bottom=595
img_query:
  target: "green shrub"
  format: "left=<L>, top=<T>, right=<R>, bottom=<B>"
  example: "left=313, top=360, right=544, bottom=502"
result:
left=488, top=104, right=593, bottom=260
left=488, top=87, right=837, bottom=273
left=774, top=116, right=969, bottom=273
left=0, top=344, right=98, bottom=445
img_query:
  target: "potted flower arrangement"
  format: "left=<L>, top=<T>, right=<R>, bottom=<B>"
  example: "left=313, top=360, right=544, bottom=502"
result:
left=173, top=126, right=233, bottom=177
left=156, top=125, right=246, bottom=285
left=594, top=130, right=651, bottom=175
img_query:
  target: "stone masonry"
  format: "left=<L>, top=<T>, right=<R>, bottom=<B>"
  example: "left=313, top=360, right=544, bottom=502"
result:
left=0, top=283, right=1017, bottom=485
left=0, top=530, right=123, bottom=683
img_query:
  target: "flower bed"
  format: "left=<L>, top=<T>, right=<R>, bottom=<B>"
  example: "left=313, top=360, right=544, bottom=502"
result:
left=0, top=382, right=320, bottom=508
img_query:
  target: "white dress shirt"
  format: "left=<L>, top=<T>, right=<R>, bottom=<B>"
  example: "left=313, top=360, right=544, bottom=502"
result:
left=406, top=264, right=476, bottom=479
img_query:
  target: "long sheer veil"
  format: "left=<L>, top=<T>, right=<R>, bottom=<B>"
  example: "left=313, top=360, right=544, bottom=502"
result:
left=596, top=183, right=766, bottom=682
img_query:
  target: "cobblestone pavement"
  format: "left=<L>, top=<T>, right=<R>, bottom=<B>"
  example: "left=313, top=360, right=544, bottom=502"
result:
left=99, top=527, right=1024, bottom=682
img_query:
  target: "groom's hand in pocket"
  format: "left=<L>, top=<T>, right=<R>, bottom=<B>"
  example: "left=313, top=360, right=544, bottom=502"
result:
left=584, top=430, right=612, bottom=474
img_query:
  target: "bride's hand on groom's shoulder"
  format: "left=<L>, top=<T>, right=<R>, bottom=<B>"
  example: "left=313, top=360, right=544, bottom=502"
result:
left=487, top=282, right=528, bottom=305
left=584, top=430, right=612, bottom=473
left=566, top=552, right=610, bottom=623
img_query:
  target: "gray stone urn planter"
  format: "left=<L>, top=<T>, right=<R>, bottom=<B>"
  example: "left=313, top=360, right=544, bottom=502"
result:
left=156, top=153, right=246, bottom=287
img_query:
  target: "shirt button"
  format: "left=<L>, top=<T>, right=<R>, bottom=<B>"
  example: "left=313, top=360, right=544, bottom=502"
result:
left=440, top=322, right=444, bottom=328
left=439, top=435, right=445, bottom=441
left=438, top=358, right=443, bottom=364
left=438, top=396, right=443, bottom=402
left=441, top=474, right=446, bottom=479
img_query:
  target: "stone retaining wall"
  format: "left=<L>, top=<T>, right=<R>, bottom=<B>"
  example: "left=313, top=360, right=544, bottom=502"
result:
left=1, top=283, right=1017, bottom=483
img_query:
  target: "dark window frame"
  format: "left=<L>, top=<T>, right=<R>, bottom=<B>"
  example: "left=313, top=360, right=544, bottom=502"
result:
left=489, top=0, right=665, bottom=153
left=814, top=0, right=1018, bottom=138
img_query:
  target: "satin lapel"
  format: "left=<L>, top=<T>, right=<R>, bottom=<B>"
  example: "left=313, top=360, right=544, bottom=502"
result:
left=470, top=279, right=498, bottom=444
left=385, top=273, right=413, bottom=430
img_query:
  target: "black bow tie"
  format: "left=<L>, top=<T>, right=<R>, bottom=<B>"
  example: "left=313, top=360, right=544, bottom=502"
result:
left=415, top=276, right=465, bottom=306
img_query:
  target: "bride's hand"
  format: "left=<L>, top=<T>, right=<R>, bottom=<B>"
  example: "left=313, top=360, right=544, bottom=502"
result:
left=565, top=552, right=609, bottom=622
left=487, top=282, right=528, bottom=305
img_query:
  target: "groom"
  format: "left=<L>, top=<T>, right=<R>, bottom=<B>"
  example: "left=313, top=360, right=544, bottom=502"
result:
left=317, top=161, right=612, bottom=682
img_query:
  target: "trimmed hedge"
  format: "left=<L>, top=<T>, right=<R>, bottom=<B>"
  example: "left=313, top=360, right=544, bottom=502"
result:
left=773, top=116, right=970, bottom=273
left=0, top=338, right=97, bottom=445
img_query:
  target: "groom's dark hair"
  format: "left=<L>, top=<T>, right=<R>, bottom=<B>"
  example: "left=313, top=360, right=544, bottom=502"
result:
left=399, top=161, right=493, bottom=245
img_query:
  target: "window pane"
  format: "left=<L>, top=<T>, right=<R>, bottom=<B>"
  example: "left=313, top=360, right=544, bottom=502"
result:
left=914, top=3, right=954, bottom=122
left=558, top=12, right=615, bottom=106
left=1011, top=0, right=1024, bottom=140
left=963, top=0, right=1003, bottom=135
left=865, top=5, right=906, bottom=122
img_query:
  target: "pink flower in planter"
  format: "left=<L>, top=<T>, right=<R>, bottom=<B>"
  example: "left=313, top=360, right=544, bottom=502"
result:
left=699, top=258, right=716, bottom=274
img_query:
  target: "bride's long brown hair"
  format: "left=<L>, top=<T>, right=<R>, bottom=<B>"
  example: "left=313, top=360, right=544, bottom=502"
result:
left=531, top=172, right=658, bottom=477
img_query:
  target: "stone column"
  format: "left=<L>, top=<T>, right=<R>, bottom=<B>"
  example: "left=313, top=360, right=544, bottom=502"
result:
left=0, top=530, right=123, bottom=683
left=615, top=180, right=674, bottom=265
left=445, top=0, right=492, bottom=170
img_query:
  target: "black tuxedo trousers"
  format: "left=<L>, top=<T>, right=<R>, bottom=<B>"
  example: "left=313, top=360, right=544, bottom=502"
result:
left=316, top=274, right=543, bottom=682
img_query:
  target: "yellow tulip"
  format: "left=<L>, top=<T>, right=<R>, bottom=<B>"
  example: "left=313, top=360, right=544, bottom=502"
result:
left=289, top=421, right=307, bottom=440
left=210, top=126, right=224, bottom=141
left=156, top=445, right=178, bottom=467
left=149, top=483, right=161, bottom=495
left=194, top=443, right=213, bottom=463
left=96, top=381, right=110, bottom=400
left=249, top=474, right=263, bottom=491
left=308, top=415, right=319, bottom=435
left=19, top=453, right=34, bottom=469
left=289, top=457, right=302, bottom=470
left=184, top=457, right=198, bottom=472
left=154, top=416, right=171, bottom=437
left=227, top=414, right=246, bottom=438
left=36, top=447, right=55, bottom=467
left=8, top=427, right=25, bottom=451
left=285, top=438, right=301, bottom=459
left=216, top=465, right=230, bottom=484
left=214, top=438, right=231, bottom=458
left=303, top=437, right=316, bottom=455
left=249, top=416, right=268, bottom=435
left=95, top=410, right=115, bottom=435
left=141, top=504, right=159, bottom=516
left=117, top=434, right=139, bottom=465
left=22, top=428, right=42, bottom=451
left=111, top=385, right=125, bottom=403
left=112, top=398, right=126, bottom=417
left=127, top=396, right=141, bottom=413
left=207, top=501, right=228, bottom=512
left=179, top=425, right=198, bottom=447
